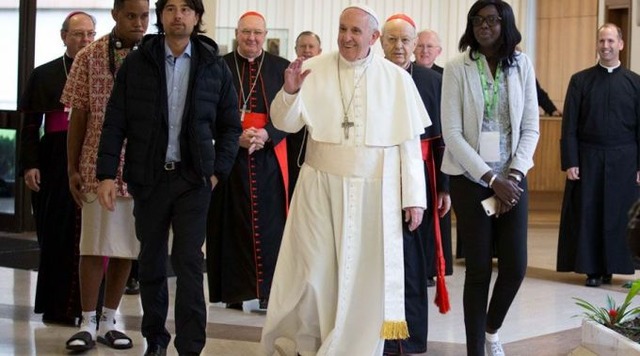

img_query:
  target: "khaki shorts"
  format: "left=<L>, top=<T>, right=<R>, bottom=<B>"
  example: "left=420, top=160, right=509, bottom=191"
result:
left=79, top=196, right=139, bottom=258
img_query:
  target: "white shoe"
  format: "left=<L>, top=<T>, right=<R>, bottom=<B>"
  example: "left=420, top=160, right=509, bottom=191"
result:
left=485, top=339, right=505, bottom=356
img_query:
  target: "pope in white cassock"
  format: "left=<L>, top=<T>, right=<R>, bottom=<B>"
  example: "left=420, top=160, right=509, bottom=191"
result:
left=260, top=4, right=431, bottom=356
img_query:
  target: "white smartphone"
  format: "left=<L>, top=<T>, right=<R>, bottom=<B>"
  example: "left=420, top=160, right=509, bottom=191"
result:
left=481, top=196, right=498, bottom=216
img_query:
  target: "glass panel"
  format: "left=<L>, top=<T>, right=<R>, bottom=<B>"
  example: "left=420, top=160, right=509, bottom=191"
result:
left=35, top=4, right=157, bottom=68
left=0, top=1, right=19, bottom=110
left=0, top=129, right=16, bottom=215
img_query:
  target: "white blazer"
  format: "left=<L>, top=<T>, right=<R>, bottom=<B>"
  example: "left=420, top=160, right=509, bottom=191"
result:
left=440, top=49, right=540, bottom=182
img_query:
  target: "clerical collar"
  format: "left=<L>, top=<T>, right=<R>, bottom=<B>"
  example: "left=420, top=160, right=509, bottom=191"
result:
left=236, top=49, right=263, bottom=62
left=338, top=50, right=373, bottom=68
left=598, top=61, right=621, bottom=73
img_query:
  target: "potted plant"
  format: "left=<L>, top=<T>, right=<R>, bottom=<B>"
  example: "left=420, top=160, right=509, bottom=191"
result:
left=574, top=280, right=640, bottom=354
left=574, top=280, right=640, bottom=327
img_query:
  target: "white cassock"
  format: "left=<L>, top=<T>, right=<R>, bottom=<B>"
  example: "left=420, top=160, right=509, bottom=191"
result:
left=261, top=50, right=430, bottom=356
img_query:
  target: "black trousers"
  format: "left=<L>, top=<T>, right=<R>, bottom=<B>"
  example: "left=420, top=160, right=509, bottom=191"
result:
left=133, top=169, right=211, bottom=354
left=450, top=176, right=528, bottom=356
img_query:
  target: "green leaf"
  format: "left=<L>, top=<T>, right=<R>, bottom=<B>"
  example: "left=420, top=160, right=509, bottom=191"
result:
left=624, top=279, right=640, bottom=305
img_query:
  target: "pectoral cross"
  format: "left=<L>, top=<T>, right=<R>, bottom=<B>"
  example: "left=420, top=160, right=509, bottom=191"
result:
left=341, top=115, right=355, bottom=139
left=240, top=105, right=249, bottom=122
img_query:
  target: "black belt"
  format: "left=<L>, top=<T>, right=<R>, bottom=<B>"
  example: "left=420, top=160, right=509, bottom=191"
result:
left=163, top=161, right=180, bottom=171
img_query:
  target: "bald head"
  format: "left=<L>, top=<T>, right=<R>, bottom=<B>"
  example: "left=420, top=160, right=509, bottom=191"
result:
left=60, top=12, right=96, bottom=58
left=414, top=30, right=442, bottom=68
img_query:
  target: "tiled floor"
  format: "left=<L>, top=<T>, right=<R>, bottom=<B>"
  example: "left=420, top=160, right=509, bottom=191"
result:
left=1, top=192, right=639, bottom=355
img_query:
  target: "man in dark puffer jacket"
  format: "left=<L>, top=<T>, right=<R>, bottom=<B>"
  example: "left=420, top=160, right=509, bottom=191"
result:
left=95, top=0, right=241, bottom=355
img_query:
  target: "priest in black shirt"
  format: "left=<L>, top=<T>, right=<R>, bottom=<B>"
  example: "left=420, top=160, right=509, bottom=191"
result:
left=557, top=23, right=640, bottom=287
left=19, top=11, right=96, bottom=326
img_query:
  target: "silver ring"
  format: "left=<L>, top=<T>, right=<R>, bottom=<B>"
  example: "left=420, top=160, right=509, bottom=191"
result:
left=511, top=199, right=517, bottom=205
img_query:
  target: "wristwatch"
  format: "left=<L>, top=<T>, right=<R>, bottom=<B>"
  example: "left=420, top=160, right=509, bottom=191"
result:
left=508, top=172, right=522, bottom=183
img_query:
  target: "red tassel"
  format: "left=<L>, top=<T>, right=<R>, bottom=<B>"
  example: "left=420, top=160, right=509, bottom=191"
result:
left=421, top=140, right=450, bottom=314
left=432, top=193, right=450, bottom=314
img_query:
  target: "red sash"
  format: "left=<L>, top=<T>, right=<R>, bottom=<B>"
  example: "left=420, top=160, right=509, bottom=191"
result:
left=243, top=112, right=289, bottom=213
left=420, top=139, right=450, bottom=313
left=44, top=111, right=69, bottom=133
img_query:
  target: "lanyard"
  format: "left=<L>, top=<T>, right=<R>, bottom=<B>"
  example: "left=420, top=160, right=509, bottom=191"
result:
left=476, top=57, right=502, bottom=116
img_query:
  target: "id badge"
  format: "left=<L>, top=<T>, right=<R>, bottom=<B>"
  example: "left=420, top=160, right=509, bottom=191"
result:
left=479, top=131, right=500, bottom=162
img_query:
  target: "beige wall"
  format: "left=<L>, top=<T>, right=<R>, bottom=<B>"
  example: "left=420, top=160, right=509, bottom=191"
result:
left=202, top=0, right=217, bottom=39
left=630, top=0, right=640, bottom=73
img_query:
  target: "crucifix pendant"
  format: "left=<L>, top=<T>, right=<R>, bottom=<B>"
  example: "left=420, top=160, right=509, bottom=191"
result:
left=240, top=107, right=249, bottom=122
left=341, top=115, right=355, bottom=139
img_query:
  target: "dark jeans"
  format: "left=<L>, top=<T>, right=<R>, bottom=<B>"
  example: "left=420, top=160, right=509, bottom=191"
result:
left=450, top=176, right=528, bottom=356
left=133, top=169, right=211, bottom=354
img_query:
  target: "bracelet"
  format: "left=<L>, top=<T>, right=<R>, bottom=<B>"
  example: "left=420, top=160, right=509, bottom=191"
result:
left=508, top=172, right=522, bottom=182
left=488, top=174, right=497, bottom=188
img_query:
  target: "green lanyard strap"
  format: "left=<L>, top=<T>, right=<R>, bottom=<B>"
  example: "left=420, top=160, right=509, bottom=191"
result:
left=476, top=58, right=502, bottom=116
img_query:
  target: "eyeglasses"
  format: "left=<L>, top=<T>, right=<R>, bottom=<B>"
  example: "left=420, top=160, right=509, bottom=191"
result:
left=416, top=44, right=441, bottom=51
left=67, top=30, right=97, bottom=39
left=470, top=15, right=502, bottom=27
left=239, top=29, right=266, bottom=37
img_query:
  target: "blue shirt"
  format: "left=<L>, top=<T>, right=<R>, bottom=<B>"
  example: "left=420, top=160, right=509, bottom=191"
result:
left=164, top=40, right=192, bottom=163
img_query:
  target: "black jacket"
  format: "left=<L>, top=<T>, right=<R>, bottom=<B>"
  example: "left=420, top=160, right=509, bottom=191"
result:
left=536, top=79, right=558, bottom=115
left=97, top=34, right=241, bottom=198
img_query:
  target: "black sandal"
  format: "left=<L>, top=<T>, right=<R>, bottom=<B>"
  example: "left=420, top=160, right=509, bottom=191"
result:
left=65, top=331, right=96, bottom=351
left=97, top=330, right=133, bottom=349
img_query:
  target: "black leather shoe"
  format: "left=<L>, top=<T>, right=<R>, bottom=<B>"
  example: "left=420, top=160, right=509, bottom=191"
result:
left=144, top=346, right=167, bottom=356
left=259, top=298, right=269, bottom=310
left=226, top=302, right=243, bottom=311
left=125, top=278, right=140, bottom=295
left=602, top=274, right=613, bottom=284
left=426, top=277, right=436, bottom=287
left=586, top=275, right=602, bottom=287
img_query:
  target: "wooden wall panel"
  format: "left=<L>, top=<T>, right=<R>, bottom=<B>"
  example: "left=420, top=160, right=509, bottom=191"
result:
left=538, top=0, right=556, bottom=18
left=545, top=18, right=565, bottom=107
left=534, top=0, right=598, bottom=191
left=563, top=0, right=599, bottom=16
left=528, top=118, right=565, bottom=191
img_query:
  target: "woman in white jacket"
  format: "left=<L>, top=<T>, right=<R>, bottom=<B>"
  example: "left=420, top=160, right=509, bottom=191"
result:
left=440, top=1, right=539, bottom=355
